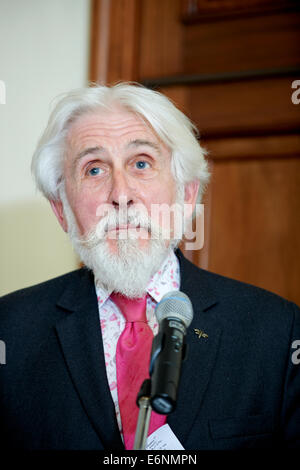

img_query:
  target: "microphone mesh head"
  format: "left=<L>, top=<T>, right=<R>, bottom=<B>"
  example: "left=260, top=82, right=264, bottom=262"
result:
left=155, top=291, right=194, bottom=328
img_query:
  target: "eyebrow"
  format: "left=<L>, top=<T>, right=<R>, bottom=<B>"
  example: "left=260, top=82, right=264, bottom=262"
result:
left=126, top=139, right=161, bottom=153
left=76, top=146, right=104, bottom=162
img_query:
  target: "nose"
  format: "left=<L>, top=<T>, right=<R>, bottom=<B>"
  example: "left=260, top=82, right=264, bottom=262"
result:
left=108, top=169, right=134, bottom=209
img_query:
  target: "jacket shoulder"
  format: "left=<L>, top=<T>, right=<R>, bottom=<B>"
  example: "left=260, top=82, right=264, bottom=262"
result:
left=1, top=269, right=84, bottom=304
left=179, top=252, right=299, bottom=326
left=0, top=268, right=90, bottom=327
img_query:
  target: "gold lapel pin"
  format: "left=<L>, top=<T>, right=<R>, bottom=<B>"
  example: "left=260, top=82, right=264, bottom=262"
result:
left=194, top=328, right=208, bottom=339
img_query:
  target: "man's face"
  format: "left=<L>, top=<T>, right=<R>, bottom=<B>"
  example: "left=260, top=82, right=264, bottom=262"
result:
left=50, top=105, right=199, bottom=296
left=57, top=106, right=178, bottom=252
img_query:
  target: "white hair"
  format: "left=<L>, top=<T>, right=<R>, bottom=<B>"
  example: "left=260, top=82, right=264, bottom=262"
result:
left=31, top=82, right=210, bottom=203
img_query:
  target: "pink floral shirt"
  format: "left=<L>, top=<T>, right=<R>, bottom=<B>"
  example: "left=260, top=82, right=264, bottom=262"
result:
left=94, top=251, right=180, bottom=433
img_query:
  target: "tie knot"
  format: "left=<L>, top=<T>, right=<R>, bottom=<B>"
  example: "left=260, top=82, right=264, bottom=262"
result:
left=110, top=292, right=147, bottom=323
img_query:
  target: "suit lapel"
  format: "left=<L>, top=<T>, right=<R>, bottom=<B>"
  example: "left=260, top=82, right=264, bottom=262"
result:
left=167, top=252, right=222, bottom=446
left=55, top=269, right=123, bottom=449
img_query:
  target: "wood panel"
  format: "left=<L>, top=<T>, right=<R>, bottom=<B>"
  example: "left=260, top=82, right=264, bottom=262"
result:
left=89, top=0, right=111, bottom=83
left=207, top=157, right=300, bottom=305
left=183, top=10, right=300, bottom=76
left=181, top=0, right=299, bottom=22
left=90, top=0, right=141, bottom=85
left=89, top=0, right=300, bottom=305
left=138, top=3, right=300, bottom=80
left=107, top=0, right=141, bottom=84
left=203, top=134, right=300, bottom=160
left=160, top=76, right=300, bottom=138
left=138, top=0, right=183, bottom=79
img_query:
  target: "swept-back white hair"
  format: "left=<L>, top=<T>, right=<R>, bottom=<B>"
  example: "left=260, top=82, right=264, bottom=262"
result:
left=31, top=82, right=210, bottom=202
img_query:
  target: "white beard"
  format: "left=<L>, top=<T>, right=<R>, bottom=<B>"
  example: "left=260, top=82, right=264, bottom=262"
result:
left=59, top=185, right=185, bottom=298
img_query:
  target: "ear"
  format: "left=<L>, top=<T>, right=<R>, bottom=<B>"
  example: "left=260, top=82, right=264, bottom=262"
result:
left=50, top=199, right=68, bottom=233
left=182, top=180, right=200, bottom=220
left=184, top=180, right=200, bottom=207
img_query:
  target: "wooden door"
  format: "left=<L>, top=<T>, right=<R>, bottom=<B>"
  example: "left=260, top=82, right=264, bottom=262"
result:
left=89, top=0, right=300, bottom=305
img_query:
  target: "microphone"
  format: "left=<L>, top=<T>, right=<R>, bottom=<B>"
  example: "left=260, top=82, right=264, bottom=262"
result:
left=149, top=291, right=194, bottom=415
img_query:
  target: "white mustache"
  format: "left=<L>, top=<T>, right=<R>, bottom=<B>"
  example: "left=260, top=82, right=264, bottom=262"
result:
left=104, top=211, right=150, bottom=233
left=80, top=207, right=167, bottom=247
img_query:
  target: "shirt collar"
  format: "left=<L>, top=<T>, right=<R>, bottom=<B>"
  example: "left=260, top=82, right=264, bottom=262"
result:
left=95, top=250, right=180, bottom=306
left=147, top=250, right=180, bottom=302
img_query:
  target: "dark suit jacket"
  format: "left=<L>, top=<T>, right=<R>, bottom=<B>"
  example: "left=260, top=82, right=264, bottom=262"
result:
left=0, top=250, right=299, bottom=449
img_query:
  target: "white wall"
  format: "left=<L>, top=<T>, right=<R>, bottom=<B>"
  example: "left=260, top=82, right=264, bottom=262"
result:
left=0, top=0, right=91, bottom=295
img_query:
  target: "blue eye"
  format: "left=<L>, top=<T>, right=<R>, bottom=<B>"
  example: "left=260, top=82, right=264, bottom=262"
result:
left=88, top=167, right=101, bottom=176
left=135, top=161, right=149, bottom=170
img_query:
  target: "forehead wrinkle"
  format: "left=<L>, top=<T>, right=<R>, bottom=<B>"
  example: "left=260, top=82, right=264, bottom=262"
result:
left=65, top=109, right=171, bottom=174
left=67, top=108, right=157, bottom=142
left=126, top=138, right=161, bottom=154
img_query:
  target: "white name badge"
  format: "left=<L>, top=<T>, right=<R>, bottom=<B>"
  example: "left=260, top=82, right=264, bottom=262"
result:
left=146, top=424, right=185, bottom=450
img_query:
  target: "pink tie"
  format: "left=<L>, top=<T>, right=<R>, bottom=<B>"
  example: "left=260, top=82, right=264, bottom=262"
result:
left=111, top=292, right=166, bottom=450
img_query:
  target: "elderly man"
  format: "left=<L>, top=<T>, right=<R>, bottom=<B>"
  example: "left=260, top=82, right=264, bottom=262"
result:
left=0, top=83, right=299, bottom=450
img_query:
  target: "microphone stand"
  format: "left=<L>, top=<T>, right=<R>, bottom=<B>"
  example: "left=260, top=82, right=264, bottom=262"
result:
left=133, top=379, right=152, bottom=450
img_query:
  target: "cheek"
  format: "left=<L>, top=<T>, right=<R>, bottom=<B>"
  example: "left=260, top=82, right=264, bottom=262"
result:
left=67, top=188, right=105, bottom=236
left=139, top=182, right=178, bottom=231
left=139, top=175, right=177, bottom=207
